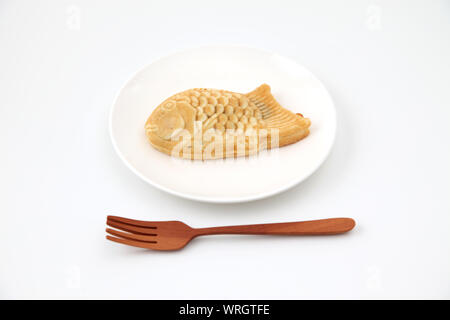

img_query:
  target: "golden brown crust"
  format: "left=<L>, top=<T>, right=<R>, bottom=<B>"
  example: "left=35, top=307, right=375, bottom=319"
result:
left=145, top=84, right=311, bottom=160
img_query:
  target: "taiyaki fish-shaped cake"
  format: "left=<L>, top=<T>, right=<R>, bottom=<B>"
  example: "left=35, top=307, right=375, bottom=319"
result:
left=145, top=84, right=311, bottom=160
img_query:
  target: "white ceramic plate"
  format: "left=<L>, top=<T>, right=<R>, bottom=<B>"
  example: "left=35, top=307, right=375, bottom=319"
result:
left=110, top=45, right=336, bottom=203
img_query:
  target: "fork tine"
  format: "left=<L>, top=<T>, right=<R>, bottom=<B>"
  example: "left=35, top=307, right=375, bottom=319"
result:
left=106, top=235, right=159, bottom=250
left=107, top=215, right=157, bottom=228
left=106, top=228, right=157, bottom=243
left=107, top=220, right=158, bottom=235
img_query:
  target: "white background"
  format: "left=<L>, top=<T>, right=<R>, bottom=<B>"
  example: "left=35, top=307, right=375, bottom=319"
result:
left=1, top=0, right=449, bottom=299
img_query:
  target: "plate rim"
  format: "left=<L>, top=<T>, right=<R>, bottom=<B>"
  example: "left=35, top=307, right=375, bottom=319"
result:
left=109, top=44, right=336, bottom=203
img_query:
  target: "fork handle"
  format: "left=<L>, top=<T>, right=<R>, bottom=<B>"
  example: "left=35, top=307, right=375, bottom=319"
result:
left=194, top=218, right=355, bottom=236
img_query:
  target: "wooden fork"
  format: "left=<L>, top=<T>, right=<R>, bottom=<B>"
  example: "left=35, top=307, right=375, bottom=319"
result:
left=106, top=216, right=355, bottom=251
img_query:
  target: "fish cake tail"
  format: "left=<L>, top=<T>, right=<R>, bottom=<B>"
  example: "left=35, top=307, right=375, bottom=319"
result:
left=246, top=84, right=311, bottom=147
